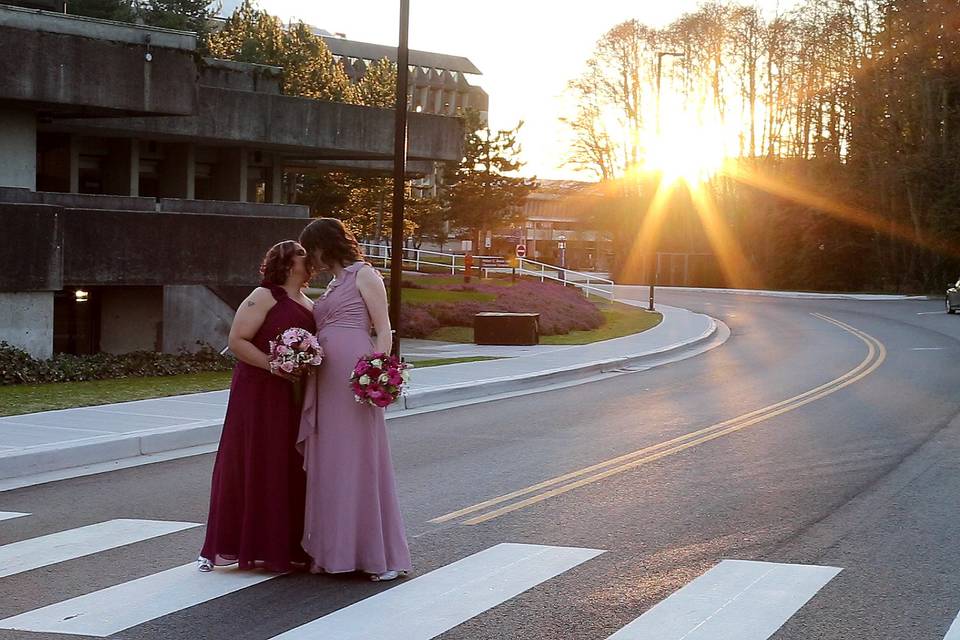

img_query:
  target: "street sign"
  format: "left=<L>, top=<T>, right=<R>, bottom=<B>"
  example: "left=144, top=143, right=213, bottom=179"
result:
left=516, top=244, right=526, bottom=257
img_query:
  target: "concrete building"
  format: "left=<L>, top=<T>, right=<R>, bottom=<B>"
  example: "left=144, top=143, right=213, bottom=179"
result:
left=513, top=180, right=613, bottom=272
left=0, top=4, right=465, bottom=358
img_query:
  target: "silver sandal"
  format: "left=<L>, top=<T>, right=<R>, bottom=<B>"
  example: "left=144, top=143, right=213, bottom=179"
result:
left=197, top=556, right=214, bottom=572
left=369, top=570, right=407, bottom=582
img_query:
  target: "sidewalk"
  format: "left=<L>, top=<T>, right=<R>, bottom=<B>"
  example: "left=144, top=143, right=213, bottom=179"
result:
left=0, top=302, right=720, bottom=484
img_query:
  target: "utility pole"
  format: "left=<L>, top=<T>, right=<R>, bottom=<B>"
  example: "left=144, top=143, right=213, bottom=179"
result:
left=651, top=50, right=684, bottom=311
left=389, top=0, right=410, bottom=357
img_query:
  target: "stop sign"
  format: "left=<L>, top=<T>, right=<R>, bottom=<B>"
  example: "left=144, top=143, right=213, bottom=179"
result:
left=516, top=244, right=526, bottom=257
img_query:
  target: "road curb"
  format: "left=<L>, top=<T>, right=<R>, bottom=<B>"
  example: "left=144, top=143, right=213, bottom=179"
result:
left=397, top=317, right=719, bottom=410
left=0, top=313, right=721, bottom=483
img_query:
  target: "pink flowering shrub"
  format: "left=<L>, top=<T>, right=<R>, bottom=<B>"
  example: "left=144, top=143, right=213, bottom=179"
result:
left=395, top=277, right=603, bottom=338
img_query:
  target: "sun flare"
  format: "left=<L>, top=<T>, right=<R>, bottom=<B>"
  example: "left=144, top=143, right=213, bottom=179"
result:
left=644, top=120, right=734, bottom=185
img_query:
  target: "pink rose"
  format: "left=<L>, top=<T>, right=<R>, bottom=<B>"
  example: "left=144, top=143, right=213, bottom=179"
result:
left=280, top=361, right=295, bottom=373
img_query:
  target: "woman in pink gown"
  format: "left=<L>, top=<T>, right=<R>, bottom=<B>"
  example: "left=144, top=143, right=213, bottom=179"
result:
left=297, top=218, right=412, bottom=582
left=198, top=241, right=315, bottom=572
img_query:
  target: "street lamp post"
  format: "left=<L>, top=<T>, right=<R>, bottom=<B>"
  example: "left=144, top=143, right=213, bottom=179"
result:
left=651, top=50, right=684, bottom=311
left=389, top=0, right=411, bottom=358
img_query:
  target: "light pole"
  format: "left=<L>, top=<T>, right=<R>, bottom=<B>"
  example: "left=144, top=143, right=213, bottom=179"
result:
left=389, top=0, right=411, bottom=358
left=650, top=50, right=684, bottom=311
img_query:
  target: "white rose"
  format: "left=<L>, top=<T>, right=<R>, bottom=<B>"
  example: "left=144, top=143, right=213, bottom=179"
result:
left=359, top=374, right=371, bottom=385
left=379, top=373, right=390, bottom=383
left=370, top=359, right=383, bottom=368
left=401, top=370, right=411, bottom=382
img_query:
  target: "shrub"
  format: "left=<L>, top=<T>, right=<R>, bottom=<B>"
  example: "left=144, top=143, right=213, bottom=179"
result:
left=397, top=304, right=440, bottom=339
left=393, top=277, right=605, bottom=338
left=0, top=342, right=234, bottom=386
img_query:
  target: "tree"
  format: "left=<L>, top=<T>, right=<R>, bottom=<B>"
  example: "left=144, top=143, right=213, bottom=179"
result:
left=206, top=0, right=354, bottom=102
left=447, top=110, right=538, bottom=249
left=355, top=58, right=397, bottom=108
left=66, top=0, right=136, bottom=23
left=141, top=0, right=218, bottom=40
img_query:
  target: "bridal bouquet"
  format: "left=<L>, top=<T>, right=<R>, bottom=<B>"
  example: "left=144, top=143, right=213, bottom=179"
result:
left=350, top=353, right=410, bottom=408
left=268, top=327, right=324, bottom=376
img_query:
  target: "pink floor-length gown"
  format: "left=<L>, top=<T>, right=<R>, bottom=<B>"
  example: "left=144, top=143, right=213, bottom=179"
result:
left=298, top=261, right=412, bottom=574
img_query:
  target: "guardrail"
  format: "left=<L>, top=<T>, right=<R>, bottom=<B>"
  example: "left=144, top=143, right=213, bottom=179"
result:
left=359, top=243, right=615, bottom=300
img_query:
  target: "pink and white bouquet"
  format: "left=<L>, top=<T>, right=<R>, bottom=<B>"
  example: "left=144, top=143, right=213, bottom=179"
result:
left=350, top=353, right=410, bottom=408
left=268, top=327, right=324, bottom=376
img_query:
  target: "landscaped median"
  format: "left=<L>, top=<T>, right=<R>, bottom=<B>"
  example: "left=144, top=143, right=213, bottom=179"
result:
left=394, top=275, right=662, bottom=343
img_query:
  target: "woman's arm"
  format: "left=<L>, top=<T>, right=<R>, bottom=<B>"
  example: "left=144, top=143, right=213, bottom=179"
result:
left=356, top=265, right=393, bottom=355
left=227, top=287, right=277, bottom=370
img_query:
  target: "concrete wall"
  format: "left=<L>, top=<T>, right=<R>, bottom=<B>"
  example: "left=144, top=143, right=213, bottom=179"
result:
left=162, top=285, right=234, bottom=353
left=0, top=107, right=36, bottom=190
left=99, top=287, right=163, bottom=353
left=0, top=292, right=53, bottom=359
left=157, top=198, right=308, bottom=218
left=0, top=204, right=62, bottom=291
left=54, top=87, right=464, bottom=162
left=0, top=19, right=197, bottom=117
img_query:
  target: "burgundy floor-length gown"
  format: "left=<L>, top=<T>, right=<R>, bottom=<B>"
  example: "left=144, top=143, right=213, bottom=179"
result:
left=200, top=282, right=315, bottom=571
left=298, top=262, right=412, bottom=575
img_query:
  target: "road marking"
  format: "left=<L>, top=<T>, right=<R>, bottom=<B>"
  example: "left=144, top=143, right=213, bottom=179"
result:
left=0, top=511, right=29, bottom=522
left=944, top=608, right=960, bottom=640
left=270, top=543, right=604, bottom=640
left=0, top=563, right=277, bottom=637
left=0, top=519, right=199, bottom=579
left=607, top=560, right=840, bottom=640
left=432, top=313, right=885, bottom=525
left=917, top=311, right=944, bottom=315
left=911, top=347, right=945, bottom=351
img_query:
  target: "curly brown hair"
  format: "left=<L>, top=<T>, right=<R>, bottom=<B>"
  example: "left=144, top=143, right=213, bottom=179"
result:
left=299, top=217, right=364, bottom=270
left=259, top=240, right=308, bottom=285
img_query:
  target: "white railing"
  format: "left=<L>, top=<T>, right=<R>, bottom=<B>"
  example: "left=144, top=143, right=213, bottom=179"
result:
left=516, top=257, right=615, bottom=300
left=360, top=243, right=500, bottom=276
left=359, top=243, right=615, bottom=300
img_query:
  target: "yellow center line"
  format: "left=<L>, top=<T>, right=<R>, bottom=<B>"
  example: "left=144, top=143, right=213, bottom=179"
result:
left=431, top=313, right=886, bottom=526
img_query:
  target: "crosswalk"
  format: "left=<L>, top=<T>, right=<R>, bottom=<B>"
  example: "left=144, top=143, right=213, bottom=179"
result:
left=1, top=512, right=959, bottom=639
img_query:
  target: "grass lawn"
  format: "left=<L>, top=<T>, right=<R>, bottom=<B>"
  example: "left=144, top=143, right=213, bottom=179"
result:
left=0, top=371, right=234, bottom=417
left=408, top=356, right=502, bottom=367
left=0, top=356, right=502, bottom=417
left=426, top=301, right=662, bottom=345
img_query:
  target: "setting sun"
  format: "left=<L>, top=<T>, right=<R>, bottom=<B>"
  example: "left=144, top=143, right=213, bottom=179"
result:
left=643, top=114, right=738, bottom=185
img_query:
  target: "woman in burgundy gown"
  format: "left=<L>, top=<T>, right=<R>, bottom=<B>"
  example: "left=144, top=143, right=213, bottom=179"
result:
left=198, top=240, right=316, bottom=572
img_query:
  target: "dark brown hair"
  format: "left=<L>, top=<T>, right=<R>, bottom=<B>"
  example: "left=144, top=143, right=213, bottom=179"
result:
left=299, top=217, right=364, bottom=269
left=259, top=240, right=308, bottom=285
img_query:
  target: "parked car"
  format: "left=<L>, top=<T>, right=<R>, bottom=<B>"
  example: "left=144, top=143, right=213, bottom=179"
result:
left=947, top=278, right=960, bottom=314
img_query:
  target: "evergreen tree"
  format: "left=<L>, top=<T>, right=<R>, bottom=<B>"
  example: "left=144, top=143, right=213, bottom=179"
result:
left=447, top=110, right=538, bottom=249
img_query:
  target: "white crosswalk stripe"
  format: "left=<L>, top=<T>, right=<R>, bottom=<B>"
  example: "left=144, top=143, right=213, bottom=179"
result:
left=606, top=559, right=841, bottom=640
left=0, top=563, right=279, bottom=637
left=270, top=543, right=604, bottom=640
left=0, top=511, right=29, bottom=522
left=943, top=609, right=960, bottom=640
left=0, top=518, right=199, bottom=579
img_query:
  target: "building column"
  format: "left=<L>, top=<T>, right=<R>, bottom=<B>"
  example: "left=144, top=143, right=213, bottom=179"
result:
left=159, top=142, right=195, bottom=199
left=102, top=138, right=139, bottom=196
left=0, top=292, right=53, bottom=359
left=0, top=107, right=37, bottom=190
left=68, top=135, right=81, bottom=193
left=266, top=158, right=283, bottom=204
left=212, top=147, right=247, bottom=202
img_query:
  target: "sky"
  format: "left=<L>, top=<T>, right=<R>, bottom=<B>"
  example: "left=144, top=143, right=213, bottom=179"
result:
left=223, top=1, right=796, bottom=181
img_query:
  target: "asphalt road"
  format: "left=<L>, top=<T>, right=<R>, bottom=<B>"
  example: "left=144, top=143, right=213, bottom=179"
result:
left=2, top=291, right=960, bottom=640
